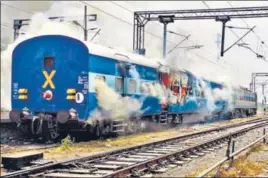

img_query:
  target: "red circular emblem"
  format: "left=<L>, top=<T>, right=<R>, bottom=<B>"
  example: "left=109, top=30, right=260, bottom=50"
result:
left=43, top=90, right=53, bottom=100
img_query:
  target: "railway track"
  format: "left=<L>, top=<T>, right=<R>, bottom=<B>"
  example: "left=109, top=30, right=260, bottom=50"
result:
left=1, top=117, right=267, bottom=178
left=0, top=116, right=264, bottom=155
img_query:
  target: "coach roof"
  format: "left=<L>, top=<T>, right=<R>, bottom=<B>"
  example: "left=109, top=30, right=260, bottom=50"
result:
left=83, top=41, right=170, bottom=71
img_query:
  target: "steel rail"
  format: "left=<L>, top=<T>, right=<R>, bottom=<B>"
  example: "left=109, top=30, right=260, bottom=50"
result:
left=103, top=121, right=268, bottom=177
left=197, top=133, right=268, bottom=177
left=1, top=117, right=267, bottom=178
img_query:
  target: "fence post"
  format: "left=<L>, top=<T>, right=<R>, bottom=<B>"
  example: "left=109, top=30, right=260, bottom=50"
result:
left=226, top=134, right=232, bottom=159
left=231, top=140, right=236, bottom=161
left=264, top=128, right=266, bottom=143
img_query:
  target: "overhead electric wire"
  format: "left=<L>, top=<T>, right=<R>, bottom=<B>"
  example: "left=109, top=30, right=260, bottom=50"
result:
left=202, top=1, right=248, bottom=44
left=1, top=23, right=28, bottom=34
left=80, top=1, right=177, bottom=46
left=0, top=2, right=34, bottom=15
left=107, top=1, right=225, bottom=68
left=1, top=23, right=13, bottom=28
left=110, top=0, right=216, bottom=56
left=226, top=1, right=268, bottom=49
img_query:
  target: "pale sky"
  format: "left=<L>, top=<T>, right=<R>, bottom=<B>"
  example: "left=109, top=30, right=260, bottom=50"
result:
left=1, top=1, right=268, bottom=103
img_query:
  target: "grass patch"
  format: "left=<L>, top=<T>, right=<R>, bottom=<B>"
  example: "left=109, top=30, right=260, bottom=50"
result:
left=44, top=129, right=185, bottom=160
left=185, top=166, right=209, bottom=177
left=59, top=135, right=73, bottom=151
left=218, top=157, right=265, bottom=177
left=245, top=143, right=266, bottom=157
left=216, top=144, right=266, bottom=177
left=186, top=144, right=267, bottom=177
left=1, top=116, right=261, bottom=161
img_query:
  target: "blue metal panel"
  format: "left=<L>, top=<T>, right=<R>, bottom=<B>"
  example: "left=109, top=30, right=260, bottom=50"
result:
left=89, top=54, right=158, bottom=81
left=12, top=35, right=89, bottom=118
left=87, top=92, right=161, bottom=119
left=89, top=55, right=118, bottom=76
left=86, top=54, right=161, bottom=120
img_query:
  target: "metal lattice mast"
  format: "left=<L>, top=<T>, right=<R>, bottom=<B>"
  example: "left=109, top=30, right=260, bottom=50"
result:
left=133, top=6, right=268, bottom=58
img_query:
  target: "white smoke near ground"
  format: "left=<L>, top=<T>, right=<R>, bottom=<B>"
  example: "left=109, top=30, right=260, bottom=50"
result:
left=87, top=78, right=145, bottom=122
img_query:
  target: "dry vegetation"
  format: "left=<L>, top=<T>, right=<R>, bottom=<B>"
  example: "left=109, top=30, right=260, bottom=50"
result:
left=1, top=127, right=200, bottom=161
left=44, top=127, right=202, bottom=160
left=217, top=144, right=267, bottom=177
left=1, top=115, right=262, bottom=162
left=186, top=143, right=268, bottom=177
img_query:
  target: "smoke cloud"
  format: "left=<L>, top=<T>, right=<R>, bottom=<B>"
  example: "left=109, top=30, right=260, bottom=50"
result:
left=1, top=1, right=267, bottom=113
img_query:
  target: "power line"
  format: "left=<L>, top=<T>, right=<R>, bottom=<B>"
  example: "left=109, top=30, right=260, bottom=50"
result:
left=202, top=1, right=210, bottom=9
left=1, top=23, right=27, bottom=33
left=1, top=23, right=13, bottom=28
left=108, top=1, right=222, bottom=65
left=1, top=23, right=29, bottom=37
left=78, top=1, right=228, bottom=71
left=226, top=1, right=268, bottom=49
left=0, top=2, right=34, bottom=15
left=80, top=1, right=177, bottom=46
left=202, top=1, right=247, bottom=44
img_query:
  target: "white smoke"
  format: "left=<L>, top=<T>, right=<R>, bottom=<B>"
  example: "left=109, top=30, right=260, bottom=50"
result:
left=1, top=6, right=86, bottom=111
left=128, top=65, right=140, bottom=79
left=88, top=78, right=144, bottom=121
left=200, top=79, right=217, bottom=112
left=1, top=1, right=266, bottom=114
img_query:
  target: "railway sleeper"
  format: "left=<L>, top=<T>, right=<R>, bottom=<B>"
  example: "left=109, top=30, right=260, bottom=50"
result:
left=131, top=168, right=150, bottom=177
left=146, top=163, right=168, bottom=173
left=55, top=168, right=97, bottom=174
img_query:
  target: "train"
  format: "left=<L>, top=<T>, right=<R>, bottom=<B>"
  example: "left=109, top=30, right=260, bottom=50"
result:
left=9, top=35, right=258, bottom=141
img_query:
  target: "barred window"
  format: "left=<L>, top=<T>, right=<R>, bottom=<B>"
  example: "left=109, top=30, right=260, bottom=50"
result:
left=140, top=82, right=149, bottom=95
left=115, top=77, right=123, bottom=92
left=195, top=89, right=201, bottom=97
left=128, top=79, right=136, bottom=93
left=95, top=75, right=106, bottom=82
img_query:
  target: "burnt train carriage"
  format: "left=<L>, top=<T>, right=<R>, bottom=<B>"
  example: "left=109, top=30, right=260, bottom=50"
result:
left=9, top=35, right=257, bottom=140
left=9, top=35, right=169, bottom=139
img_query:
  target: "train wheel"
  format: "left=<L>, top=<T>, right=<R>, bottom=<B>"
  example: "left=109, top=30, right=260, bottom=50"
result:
left=42, top=122, right=59, bottom=142
left=49, top=130, right=59, bottom=141
left=126, top=121, right=136, bottom=134
left=94, top=124, right=101, bottom=139
left=17, top=122, right=32, bottom=137
left=135, top=119, right=147, bottom=133
left=102, top=124, right=111, bottom=138
left=173, top=115, right=179, bottom=125
left=179, top=115, right=183, bottom=124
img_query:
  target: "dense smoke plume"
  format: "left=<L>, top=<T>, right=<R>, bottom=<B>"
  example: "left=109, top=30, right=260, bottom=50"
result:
left=87, top=78, right=145, bottom=121
left=1, top=1, right=267, bottom=115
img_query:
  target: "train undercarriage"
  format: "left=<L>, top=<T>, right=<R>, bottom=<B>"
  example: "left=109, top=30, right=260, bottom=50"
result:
left=9, top=107, right=257, bottom=142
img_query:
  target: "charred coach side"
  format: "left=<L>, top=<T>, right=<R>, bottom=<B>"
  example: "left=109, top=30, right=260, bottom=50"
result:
left=9, top=34, right=258, bottom=141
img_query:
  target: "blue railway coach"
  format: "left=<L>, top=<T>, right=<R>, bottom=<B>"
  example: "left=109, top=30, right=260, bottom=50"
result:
left=9, top=35, right=167, bottom=139
left=9, top=35, right=257, bottom=140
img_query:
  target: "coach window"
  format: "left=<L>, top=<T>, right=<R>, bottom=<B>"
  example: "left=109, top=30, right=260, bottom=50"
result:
left=115, top=77, right=123, bottom=92
left=44, top=57, right=55, bottom=69
left=140, top=82, right=147, bottom=94
left=128, top=79, right=136, bottom=94
left=95, top=75, right=106, bottom=82
left=201, top=90, right=205, bottom=98
left=195, top=89, right=200, bottom=97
